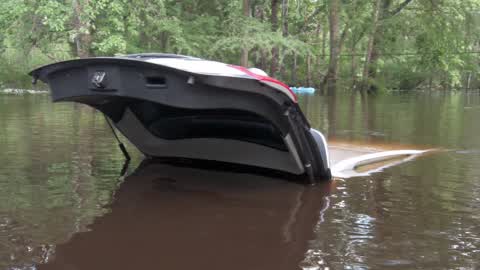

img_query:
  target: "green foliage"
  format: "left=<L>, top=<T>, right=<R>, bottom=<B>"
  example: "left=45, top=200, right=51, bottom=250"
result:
left=0, top=0, right=479, bottom=89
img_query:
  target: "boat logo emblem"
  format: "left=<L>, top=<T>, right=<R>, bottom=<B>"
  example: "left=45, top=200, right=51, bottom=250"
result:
left=92, top=71, right=107, bottom=88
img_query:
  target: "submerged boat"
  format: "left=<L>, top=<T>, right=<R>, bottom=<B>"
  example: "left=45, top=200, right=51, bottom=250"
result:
left=30, top=53, right=331, bottom=183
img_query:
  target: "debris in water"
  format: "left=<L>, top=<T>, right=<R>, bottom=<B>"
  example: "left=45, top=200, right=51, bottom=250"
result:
left=1, top=89, right=48, bottom=95
left=291, top=87, right=316, bottom=94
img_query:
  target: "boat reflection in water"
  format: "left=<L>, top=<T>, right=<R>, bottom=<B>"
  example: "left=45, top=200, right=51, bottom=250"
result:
left=39, top=159, right=334, bottom=270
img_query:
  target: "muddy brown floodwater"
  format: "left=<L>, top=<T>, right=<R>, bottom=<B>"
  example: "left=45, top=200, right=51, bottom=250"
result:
left=1, top=92, right=480, bottom=269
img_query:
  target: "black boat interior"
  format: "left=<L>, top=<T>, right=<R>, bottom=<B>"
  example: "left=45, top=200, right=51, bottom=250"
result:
left=86, top=98, right=287, bottom=151
left=130, top=101, right=288, bottom=151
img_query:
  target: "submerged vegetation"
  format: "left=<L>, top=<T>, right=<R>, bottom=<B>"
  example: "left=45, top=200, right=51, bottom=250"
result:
left=0, top=0, right=479, bottom=92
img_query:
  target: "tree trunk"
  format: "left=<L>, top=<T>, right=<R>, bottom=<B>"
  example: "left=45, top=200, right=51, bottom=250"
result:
left=270, top=0, right=280, bottom=76
left=350, top=26, right=368, bottom=89
left=160, top=32, right=169, bottom=52
left=351, top=44, right=358, bottom=88
left=307, top=54, right=312, bottom=86
left=281, top=0, right=289, bottom=36
left=361, top=0, right=381, bottom=93
left=279, top=0, right=289, bottom=80
left=240, top=49, right=249, bottom=67
left=72, top=0, right=92, bottom=58
left=323, top=0, right=340, bottom=93
left=291, top=52, right=297, bottom=85
left=315, top=22, right=323, bottom=86
left=254, top=4, right=268, bottom=71
left=366, top=0, right=392, bottom=92
left=259, top=50, right=267, bottom=71
left=240, top=0, right=250, bottom=66
left=322, top=20, right=327, bottom=60
left=466, top=72, right=472, bottom=90
left=363, top=0, right=413, bottom=93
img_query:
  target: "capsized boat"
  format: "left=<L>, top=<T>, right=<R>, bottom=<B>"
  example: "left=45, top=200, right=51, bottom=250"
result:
left=30, top=53, right=331, bottom=183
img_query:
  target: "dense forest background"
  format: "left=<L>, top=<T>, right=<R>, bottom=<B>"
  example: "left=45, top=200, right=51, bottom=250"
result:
left=0, top=0, right=479, bottom=92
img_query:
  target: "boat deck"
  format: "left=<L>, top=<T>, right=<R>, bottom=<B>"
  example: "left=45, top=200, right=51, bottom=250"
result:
left=327, top=143, right=428, bottom=178
left=328, top=145, right=375, bottom=165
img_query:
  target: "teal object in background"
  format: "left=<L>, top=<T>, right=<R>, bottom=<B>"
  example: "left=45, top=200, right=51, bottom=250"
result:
left=290, top=87, right=316, bottom=94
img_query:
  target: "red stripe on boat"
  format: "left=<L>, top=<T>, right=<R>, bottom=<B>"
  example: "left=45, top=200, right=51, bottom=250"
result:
left=229, top=65, right=297, bottom=102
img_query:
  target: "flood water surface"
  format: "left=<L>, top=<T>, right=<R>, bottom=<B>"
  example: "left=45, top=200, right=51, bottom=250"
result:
left=1, top=92, right=480, bottom=269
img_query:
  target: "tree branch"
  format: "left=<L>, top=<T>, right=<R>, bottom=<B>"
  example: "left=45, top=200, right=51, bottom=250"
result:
left=389, top=0, right=414, bottom=17
left=299, top=3, right=327, bottom=33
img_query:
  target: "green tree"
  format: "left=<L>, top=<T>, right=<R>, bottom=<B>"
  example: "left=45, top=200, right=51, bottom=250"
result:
left=0, top=0, right=479, bottom=91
